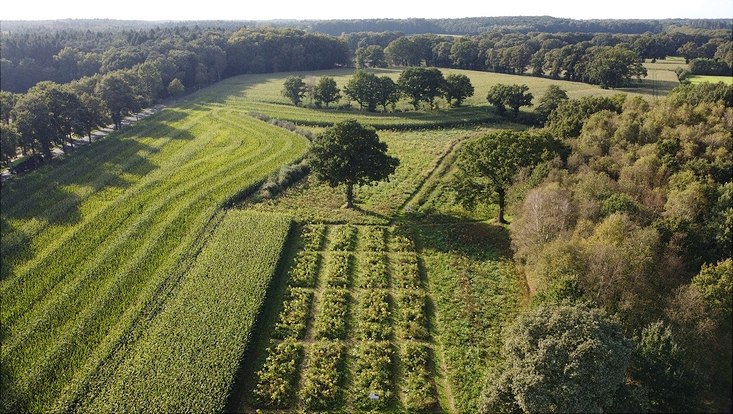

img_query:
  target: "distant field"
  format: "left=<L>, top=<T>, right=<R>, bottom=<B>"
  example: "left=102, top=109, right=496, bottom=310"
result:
left=688, top=74, right=733, bottom=85
left=0, top=80, right=308, bottom=412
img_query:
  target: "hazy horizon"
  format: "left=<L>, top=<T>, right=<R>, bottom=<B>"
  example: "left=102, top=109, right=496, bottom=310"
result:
left=2, top=0, right=732, bottom=21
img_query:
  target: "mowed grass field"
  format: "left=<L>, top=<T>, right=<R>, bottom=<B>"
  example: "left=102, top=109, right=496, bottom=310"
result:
left=688, top=74, right=733, bottom=85
left=2, top=65, right=676, bottom=413
left=0, top=78, right=308, bottom=412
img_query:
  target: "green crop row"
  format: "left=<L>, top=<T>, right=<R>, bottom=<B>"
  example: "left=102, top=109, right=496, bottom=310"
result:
left=81, top=211, right=292, bottom=413
left=313, top=289, right=350, bottom=340
left=400, top=341, right=438, bottom=412
left=288, top=251, right=320, bottom=288
left=351, top=340, right=394, bottom=410
left=324, top=252, right=352, bottom=288
left=392, top=253, right=421, bottom=289
left=357, top=290, right=392, bottom=340
left=299, top=224, right=326, bottom=251
left=390, top=228, right=415, bottom=252
left=359, top=252, right=389, bottom=289
left=328, top=224, right=357, bottom=251
left=397, top=289, right=430, bottom=340
left=254, top=339, right=303, bottom=408
left=300, top=341, right=345, bottom=411
left=273, top=288, right=313, bottom=340
left=360, top=226, right=386, bottom=251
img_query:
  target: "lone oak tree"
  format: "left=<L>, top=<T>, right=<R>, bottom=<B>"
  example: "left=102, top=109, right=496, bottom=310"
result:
left=452, top=130, right=566, bottom=223
left=309, top=119, right=399, bottom=208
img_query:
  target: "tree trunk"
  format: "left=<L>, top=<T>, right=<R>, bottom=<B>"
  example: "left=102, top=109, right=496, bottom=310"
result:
left=497, top=187, right=507, bottom=224
left=344, top=183, right=354, bottom=209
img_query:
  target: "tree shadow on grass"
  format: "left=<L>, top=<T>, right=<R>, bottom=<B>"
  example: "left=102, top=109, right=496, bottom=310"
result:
left=410, top=219, right=512, bottom=262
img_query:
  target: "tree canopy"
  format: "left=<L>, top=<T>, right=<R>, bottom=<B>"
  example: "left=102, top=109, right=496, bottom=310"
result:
left=308, top=119, right=399, bottom=208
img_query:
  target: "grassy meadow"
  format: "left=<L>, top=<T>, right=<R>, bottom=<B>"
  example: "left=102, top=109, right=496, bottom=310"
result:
left=1, top=65, right=680, bottom=412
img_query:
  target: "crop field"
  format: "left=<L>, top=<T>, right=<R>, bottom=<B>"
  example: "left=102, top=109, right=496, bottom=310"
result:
left=2, top=65, right=677, bottom=412
left=688, top=74, right=733, bottom=85
left=0, top=80, right=308, bottom=412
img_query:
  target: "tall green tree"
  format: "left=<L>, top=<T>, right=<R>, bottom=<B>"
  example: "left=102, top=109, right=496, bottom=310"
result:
left=480, top=305, right=636, bottom=414
left=486, top=84, right=533, bottom=117
left=375, top=76, right=399, bottom=112
left=442, top=73, right=474, bottom=107
left=96, top=72, right=142, bottom=129
left=535, top=84, right=568, bottom=124
left=281, top=76, right=307, bottom=106
left=313, top=77, right=341, bottom=108
left=0, top=91, right=18, bottom=124
left=398, top=67, right=445, bottom=110
left=344, top=71, right=381, bottom=112
left=452, top=130, right=566, bottom=223
left=583, top=46, right=647, bottom=89
left=0, top=122, right=20, bottom=168
left=75, top=93, right=110, bottom=143
left=308, top=120, right=399, bottom=208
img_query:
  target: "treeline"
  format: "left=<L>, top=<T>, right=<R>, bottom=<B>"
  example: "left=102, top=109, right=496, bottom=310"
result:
left=0, top=27, right=348, bottom=168
left=1, top=26, right=347, bottom=93
left=460, top=82, right=733, bottom=412
left=349, top=28, right=731, bottom=88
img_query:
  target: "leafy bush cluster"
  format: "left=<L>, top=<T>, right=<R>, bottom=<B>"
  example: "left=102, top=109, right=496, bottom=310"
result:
left=300, top=341, right=345, bottom=411
left=400, top=341, right=438, bottom=411
left=359, top=252, right=389, bottom=288
left=258, top=159, right=310, bottom=200
left=328, top=224, right=357, bottom=251
left=288, top=251, right=320, bottom=288
left=357, top=290, right=392, bottom=340
left=324, top=252, right=352, bottom=288
left=313, top=289, right=350, bottom=340
left=273, top=288, right=313, bottom=339
left=391, top=253, right=421, bottom=289
left=254, top=339, right=303, bottom=408
left=350, top=340, right=394, bottom=410
left=397, top=290, right=429, bottom=340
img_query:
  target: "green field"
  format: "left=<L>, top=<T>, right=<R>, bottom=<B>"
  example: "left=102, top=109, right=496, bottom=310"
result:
left=1, top=66, right=675, bottom=412
left=688, top=74, right=733, bottom=85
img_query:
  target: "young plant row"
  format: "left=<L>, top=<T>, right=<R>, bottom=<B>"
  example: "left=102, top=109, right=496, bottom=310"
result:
left=350, top=340, right=394, bottom=411
left=323, top=252, right=352, bottom=288
left=391, top=252, right=421, bottom=289
left=288, top=251, right=320, bottom=288
left=359, top=252, right=389, bottom=289
left=254, top=339, right=303, bottom=408
left=328, top=224, right=357, bottom=251
left=273, top=288, right=313, bottom=340
left=400, top=341, right=438, bottom=412
left=356, top=290, right=392, bottom=340
left=313, top=289, right=350, bottom=340
left=299, top=224, right=326, bottom=251
left=300, top=341, right=345, bottom=411
left=360, top=226, right=386, bottom=251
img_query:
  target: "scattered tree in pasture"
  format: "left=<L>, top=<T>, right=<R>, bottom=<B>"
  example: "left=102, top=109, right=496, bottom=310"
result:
left=398, top=67, right=445, bottom=110
left=281, top=76, right=307, bottom=106
left=582, top=46, right=647, bottom=89
left=486, top=83, right=533, bottom=117
left=375, top=76, right=399, bottom=111
left=452, top=130, right=566, bottom=224
left=312, top=77, right=341, bottom=108
left=534, top=84, right=568, bottom=124
left=308, top=119, right=399, bottom=208
left=480, top=305, right=634, bottom=414
left=442, top=73, right=474, bottom=107
left=344, top=71, right=381, bottom=112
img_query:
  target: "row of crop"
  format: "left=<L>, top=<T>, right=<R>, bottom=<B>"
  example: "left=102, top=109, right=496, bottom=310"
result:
left=313, top=289, right=350, bottom=340
left=351, top=340, right=394, bottom=410
left=273, top=288, right=313, bottom=340
left=356, top=290, right=392, bottom=340
left=391, top=252, right=421, bottom=289
left=359, top=252, right=389, bottom=288
left=299, top=224, right=326, bottom=251
left=360, top=226, right=386, bottom=251
left=300, top=341, right=345, bottom=411
left=323, top=252, right=352, bottom=288
left=254, top=339, right=303, bottom=408
left=288, top=251, right=320, bottom=288
left=328, top=224, right=357, bottom=251
left=400, top=341, right=438, bottom=411
left=397, top=289, right=430, bottom=340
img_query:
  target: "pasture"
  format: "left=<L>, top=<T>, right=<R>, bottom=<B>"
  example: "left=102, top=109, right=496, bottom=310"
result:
left=688, top=74, right=733, bottom=85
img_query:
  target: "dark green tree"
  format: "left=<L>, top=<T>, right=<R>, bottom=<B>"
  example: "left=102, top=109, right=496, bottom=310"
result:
left=96, top=72, right=142, bottom=129
left=0, top=91, right=18, bottom=124
left=582, top=46, right=647, bottom=89
left=0, top=122, right=20, bottom=167
left=480, top=305, right=635, bottom=414
left=313, top=77, right=341, bottom=108
left=281, top=76, right=307, bottom=106
left=398, top=67, right=445, bottom=110
left=452, top=130, right=566, bottom=223
left=375, top=76, right=399, bottom=112
left=75, top=93, right=110, bottom=143
left=344, top=71, right=381, bottom=112
left=442, top=73, right=474, bottom=107
left=486, top=84, right=533, bottom=117
left=535, top=84, right=569, bottom=124
left=308, top=120, right=399, bottom=208
left=167, top=78, right=185, bottom=97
